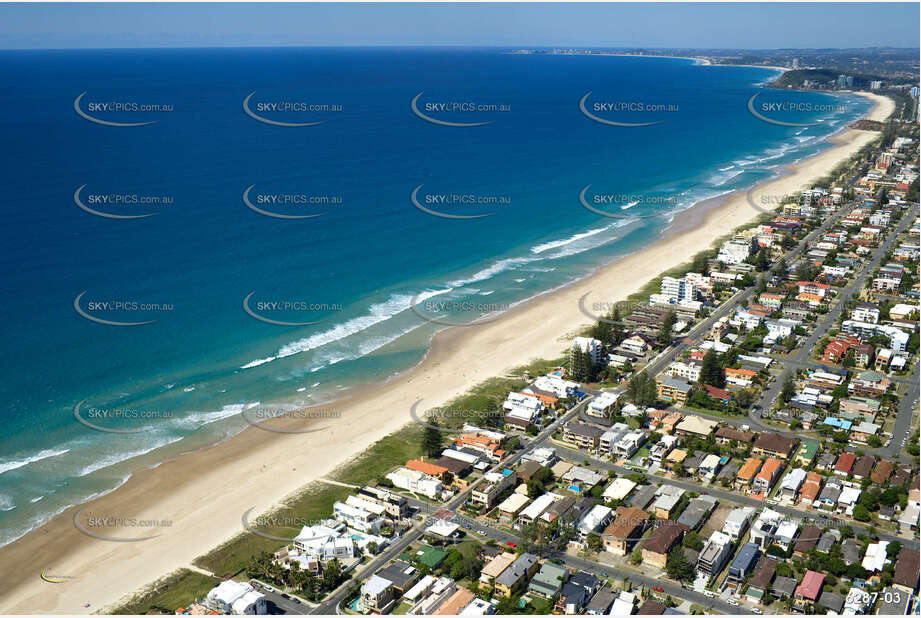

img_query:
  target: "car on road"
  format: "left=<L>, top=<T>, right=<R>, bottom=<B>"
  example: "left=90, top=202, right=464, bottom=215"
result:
left=704, top=591, right=715, bottom=599
left=652, top=586, right=664, bottom=593
left=752, top=608, right=762, bottom=614
left=727, top=599, right=739, bottom=607
left=477, top=529, right=486, bottom=535
left=505, top=541, right=516, bottom=547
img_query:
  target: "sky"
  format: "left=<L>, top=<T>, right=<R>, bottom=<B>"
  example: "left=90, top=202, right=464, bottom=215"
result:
left=0, top=2, right=918, bottom=50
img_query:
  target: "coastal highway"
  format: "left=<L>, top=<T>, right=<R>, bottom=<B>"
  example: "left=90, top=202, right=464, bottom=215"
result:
left=309, top=396, right=594, bottom=614
left=638, top=194, right=869, bottom=386
left=551, top=443, right=919, bottom=551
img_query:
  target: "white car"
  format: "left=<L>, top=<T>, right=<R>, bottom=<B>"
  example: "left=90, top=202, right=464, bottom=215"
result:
left=752, top=608, right=762, bottom=614
left=727, top=599, right=740, bottom=607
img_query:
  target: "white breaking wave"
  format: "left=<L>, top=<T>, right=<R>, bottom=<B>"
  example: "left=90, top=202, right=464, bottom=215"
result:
left=447, top=257, right=536, bottom=287
left=530, top=226, right=609, bottom=254
left=240, top=356, right=276, bottom=369
left=0, top=448, right=71, bottom=476
left=272, top=289, right=448, bottom=362
left=77, top=437, right=184, bottom=477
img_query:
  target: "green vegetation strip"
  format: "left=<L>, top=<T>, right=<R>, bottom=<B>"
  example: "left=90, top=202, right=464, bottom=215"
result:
left=109, top=568, right=220, bottom=615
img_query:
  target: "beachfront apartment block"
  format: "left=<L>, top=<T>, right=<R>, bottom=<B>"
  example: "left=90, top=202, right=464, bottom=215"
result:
left=386, top=467, right=443, bottom=499
left=717, top=236, right=754, bottom=265
left=358, top=485, right=409, bottom=519
left=570, top=337, right=603, bottom=366
left=659, top=275, right=699, bottom=304
left=334, top=499, right=385, bottom=534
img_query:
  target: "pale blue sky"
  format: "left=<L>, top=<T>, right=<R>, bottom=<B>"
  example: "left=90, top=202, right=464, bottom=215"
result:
left=0, top=3, right=918, bottom=49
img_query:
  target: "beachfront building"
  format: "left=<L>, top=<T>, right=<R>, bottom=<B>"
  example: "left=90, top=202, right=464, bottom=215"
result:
left=386, top=467, right=443, bottom=499
left=718, top=237, right=753, bottom=265
left=570, top=337, right=603, bottom=366
left=206, top=581, right=267, bottom=615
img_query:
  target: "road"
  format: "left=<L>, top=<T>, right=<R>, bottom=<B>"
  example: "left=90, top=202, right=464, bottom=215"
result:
left=310, top=396, right=595, bottom=614
left=401, top=496, right=750, bottom=615
left=751, top=204, right=920, bottom=460
left=551, top=444, right=919, bottom=551
left=641, top=192, right=879, bottom=385
left=308, top=198, right=919, bottom=613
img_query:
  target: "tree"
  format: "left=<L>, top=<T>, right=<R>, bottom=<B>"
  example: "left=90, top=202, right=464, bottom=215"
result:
left=700, top=350, right=724, bottom=388
left=666, top=546, right=696, bottom=583
left=735, top=390, right=755, bottom=409
left=853, top=504, right=871, bottom=522
left=775, top=562, right=793, bottom=578
left=781, top=376, right=796, bottom=403
left=682, top=531, right=704, bottom=551
left=628, top=371, right=658, bottom=407
left=586, top=534, right=603, bottom=553
left=659, top=311, right=676, bottom=346
left=422, top=421, right=444, bottom=458
left=886, top=541, right=902, bottom=559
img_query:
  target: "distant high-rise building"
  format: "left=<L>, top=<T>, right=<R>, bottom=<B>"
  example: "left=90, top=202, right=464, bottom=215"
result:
left=791, top=58, right=799, bottom=69
left=870, top=81, right=883, bottom=90
left=837, top=74, right=848, bottom=87
left=910, top=86, right=920, bottom=98
left=846, top=76, right=854, bottom=87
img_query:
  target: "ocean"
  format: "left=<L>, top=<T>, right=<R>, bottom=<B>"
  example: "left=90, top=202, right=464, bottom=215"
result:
left=0, top=47, right=870, bottom=545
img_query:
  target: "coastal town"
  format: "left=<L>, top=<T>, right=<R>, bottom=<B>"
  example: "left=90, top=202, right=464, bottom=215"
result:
left=164, top=103, right=921, bottom=617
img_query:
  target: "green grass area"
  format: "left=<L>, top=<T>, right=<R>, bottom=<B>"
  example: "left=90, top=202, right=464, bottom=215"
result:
left=438, top=357, right=567, bottom=420
left=392, top=601, right=412, bottom=615
left=109, top=568, right=220, bottom=615
left=194, top=426, right=424, bottom=576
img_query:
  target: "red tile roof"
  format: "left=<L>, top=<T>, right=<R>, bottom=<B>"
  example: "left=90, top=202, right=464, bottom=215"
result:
left=795, top=570, right=825, bottom=601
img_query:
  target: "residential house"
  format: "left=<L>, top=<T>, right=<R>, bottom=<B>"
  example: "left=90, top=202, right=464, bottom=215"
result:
left=494, top=553, right=539, bottom=598
left=641, top=522, right=688, bottom=568
left=601, top=507, right=648, bottom=556
left=752, top=433, right=797, bottom=460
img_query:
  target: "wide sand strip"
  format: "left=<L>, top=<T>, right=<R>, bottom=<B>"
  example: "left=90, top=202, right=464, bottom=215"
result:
left=0, top=92, right=892, bottom=614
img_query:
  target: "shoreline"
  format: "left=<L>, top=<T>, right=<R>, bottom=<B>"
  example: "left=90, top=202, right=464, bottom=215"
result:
left=0, top=92, right=894, bottom=614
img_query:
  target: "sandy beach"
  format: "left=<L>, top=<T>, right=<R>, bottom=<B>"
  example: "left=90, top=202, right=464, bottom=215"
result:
left=0, top=92, right=893, bottom=614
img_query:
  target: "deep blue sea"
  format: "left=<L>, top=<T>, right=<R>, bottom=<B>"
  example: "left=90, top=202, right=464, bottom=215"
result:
left=0, top=47, right=870, bottom=545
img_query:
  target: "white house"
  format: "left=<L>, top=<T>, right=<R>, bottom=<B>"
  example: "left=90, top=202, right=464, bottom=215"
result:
left=207, top=581, right=267, bottom=615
